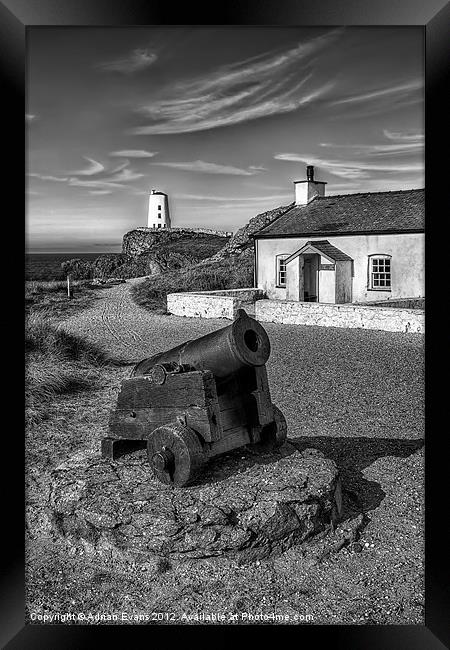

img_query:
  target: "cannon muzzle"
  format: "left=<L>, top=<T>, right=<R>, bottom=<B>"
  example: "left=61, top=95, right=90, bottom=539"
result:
left=131, top=309, right=270, bottom=379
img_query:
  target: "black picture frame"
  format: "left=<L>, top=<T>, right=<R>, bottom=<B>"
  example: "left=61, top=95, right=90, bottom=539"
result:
left=6, top=0, right=449, bottom=646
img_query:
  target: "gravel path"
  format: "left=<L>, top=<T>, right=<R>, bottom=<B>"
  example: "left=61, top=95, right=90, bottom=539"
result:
left=61, top=279, right=232, bottom=363
left=60, top=279, right=424, bottom=443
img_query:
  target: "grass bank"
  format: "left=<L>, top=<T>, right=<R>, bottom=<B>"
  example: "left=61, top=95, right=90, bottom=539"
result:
left=25, top=279, right=114, bottom=321
left=131, top=254, right=254, bottom=313
left=25, top=313, right=116, bottom=426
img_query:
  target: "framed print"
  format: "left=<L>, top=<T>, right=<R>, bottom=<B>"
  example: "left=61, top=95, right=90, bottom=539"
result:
left=4, top=0, right=449, bottom=646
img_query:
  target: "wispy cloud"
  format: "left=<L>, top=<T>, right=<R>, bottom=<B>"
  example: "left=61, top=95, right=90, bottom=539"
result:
left=319, top=141, right=423, bottom=157
left=279, top=127, right=424, bottom=181
left=29, top=158, right=144, bottom=193
left=109, top=149, right=158, bottom=158
left=68, top=161, right=144, bottom=190
left=330, top=80, right=422, bottom=106
left=328, top=79, right=423, bottom=118
left=129, top=30, right=343, bottom=134
left=151, top=160, right=265, bottom=176
left=274, top=153, right=423, bottom=179
left=29, top=173, right=69, bottom=182
left=69, top=157, right=105, bottom=176
left=383, top=129, right=424, bottom=142
left=97, top=48, right=157, bottom=74
left=68, top=178, right=127, bottom=190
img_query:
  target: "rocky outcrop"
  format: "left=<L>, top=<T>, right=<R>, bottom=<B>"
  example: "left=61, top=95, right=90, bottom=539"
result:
left=122, top=228, right=230, bottom=258
left=47, top=445, right=341, bottom=564
left=209, top=204, right=293, bottom=261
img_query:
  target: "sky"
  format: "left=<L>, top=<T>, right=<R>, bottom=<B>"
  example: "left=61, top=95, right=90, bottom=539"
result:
left=26, top=27, right=424, bottom=252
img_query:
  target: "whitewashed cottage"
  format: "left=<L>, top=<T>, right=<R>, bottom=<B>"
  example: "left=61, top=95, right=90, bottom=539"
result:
left=254, top=166, right=424, bottom=304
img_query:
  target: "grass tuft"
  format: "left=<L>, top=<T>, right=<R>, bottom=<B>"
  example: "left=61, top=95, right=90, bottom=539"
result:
left=26, top=313, right=110, bottom=365
left=25, top=315, right=115, bottom=425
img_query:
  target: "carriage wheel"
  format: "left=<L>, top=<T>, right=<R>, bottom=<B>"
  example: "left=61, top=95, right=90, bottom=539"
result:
left=256, top=405, right=288, bottom=450
left=147, top=422, right=206, bottom=487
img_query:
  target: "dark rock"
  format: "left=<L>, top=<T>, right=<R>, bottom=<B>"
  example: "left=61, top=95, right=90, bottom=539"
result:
left=122, top=228, right=229, bottom=258
left=209, top=203, right=294, bottom=261
left=46, top=446, right=341, bottom=564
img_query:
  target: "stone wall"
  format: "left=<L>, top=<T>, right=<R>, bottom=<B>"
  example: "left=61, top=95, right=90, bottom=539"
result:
left=355, top=297, right=425, bottom=310
left=167, top=288, right=264, bottom=319
left=167, top=293, right=238, bottom=319
left=255, top=300, right=424, bottom=333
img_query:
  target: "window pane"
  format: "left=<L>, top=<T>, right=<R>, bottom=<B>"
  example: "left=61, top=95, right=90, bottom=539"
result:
left=277, top=256, right=288, bottom=286
left=371, top=256, right=392, bottom=288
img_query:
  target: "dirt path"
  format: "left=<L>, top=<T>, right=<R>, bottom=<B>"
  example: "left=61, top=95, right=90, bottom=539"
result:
left=60, top=279, right=424, bottom=443
left=60, top=278, right=229, bottom=363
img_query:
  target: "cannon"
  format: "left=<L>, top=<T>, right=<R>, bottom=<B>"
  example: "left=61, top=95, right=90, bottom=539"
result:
left=102, top=309, right=287, bottom=486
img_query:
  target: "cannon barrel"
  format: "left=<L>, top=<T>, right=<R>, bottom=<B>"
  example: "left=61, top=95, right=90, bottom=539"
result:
left=131, top=309, right=270, bottom=379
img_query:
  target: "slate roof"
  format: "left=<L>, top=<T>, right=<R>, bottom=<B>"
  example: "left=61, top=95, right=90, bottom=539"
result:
left=286, top=240, right=353, bottom=264
left=254, top=189, right=424, bottom=238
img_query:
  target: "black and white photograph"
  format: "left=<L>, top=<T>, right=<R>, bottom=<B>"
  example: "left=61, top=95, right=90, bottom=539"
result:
left=24, top=22, right=428, bottom=628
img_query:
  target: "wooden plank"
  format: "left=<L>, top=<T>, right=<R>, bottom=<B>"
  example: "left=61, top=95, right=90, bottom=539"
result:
left=186, top=406, right=218, bottom=443
left=202, top=373, right=222, bottom=442
left=208, top=426, right=251, bottom=457
left=116, top=371, right=212, bottom=410
left=109, top=406, right=186, bottom=440
left=220, top=407, right=246, bottom=432
left=299, top=256, right=305, bottom=301
left=109, top=405, right=218, bottom=442
left=218, top=390, right=245, bottom=411
left=253, top=365, right=273, bottom=426
left=216, top=374, right=242, bottom=398
left=110, top=405, right=220, bottom=443
left=335, top=260, right=353, bottom=304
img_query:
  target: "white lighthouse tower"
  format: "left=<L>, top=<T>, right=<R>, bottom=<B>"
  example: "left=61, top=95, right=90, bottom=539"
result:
left=147, top=189, right=171, bottom=229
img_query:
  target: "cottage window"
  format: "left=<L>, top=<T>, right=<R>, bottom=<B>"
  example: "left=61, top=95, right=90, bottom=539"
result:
left=369, top=255, right=391, bottom=290
left=276, top=255, right=288, bottom=287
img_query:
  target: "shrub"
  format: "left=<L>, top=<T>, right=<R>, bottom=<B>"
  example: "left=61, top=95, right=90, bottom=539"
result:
left=61, top=258, right=94, bottom=280
left=92, top=254, right=129, bottom=279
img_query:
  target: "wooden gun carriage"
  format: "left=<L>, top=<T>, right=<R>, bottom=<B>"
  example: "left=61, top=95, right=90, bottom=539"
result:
left=102, top=309, right=287, bottom=486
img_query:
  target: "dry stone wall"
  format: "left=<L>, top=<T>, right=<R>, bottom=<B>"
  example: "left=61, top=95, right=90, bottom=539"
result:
left=167, top=289, right=264, bottom=319
left=255, top=300, right=424, bottom=333
left=167, top=293, right=238, bottom=319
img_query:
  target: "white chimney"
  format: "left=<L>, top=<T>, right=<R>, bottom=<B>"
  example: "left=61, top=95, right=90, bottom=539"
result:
left=294, top=165, right=326, bottom=205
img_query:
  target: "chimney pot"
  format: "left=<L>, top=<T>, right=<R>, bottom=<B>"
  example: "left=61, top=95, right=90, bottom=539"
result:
left=306, top=165, right=314, bottom=181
